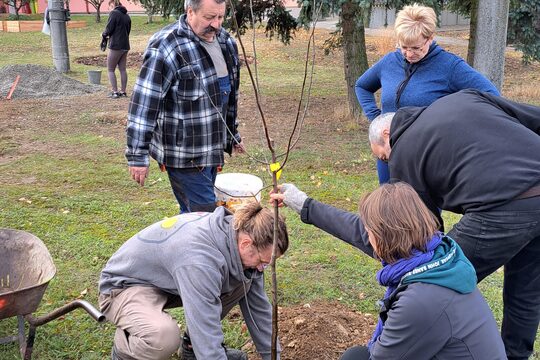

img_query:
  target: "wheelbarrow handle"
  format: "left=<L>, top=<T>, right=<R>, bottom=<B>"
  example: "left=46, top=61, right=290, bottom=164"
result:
left=25, top=300, right=105, bottom=327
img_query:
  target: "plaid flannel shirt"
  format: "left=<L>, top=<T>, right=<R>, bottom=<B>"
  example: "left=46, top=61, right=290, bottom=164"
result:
left=126, top=15, right=240, bottom=168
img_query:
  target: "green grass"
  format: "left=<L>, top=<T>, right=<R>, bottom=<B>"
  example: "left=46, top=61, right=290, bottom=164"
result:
left=1, top=14, right=538, bottom=359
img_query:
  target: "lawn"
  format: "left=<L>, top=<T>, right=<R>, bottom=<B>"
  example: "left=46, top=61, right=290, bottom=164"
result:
left=1, top=13, right=539, bottom=359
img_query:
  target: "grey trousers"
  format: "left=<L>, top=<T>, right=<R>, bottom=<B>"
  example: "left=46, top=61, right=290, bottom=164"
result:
left=99, top=283, right=250, bottom=360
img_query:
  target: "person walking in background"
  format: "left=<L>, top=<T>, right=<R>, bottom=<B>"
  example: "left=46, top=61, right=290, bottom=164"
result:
left=270, top=183, right=506, bottom=360
left=355, top=3, right=499, bottom=184
left=41, top=6, right=50, bottom=35
left=102, top=2, right=131, bottom=99
left=126, top=0, right=245, bottom=213
left=99, top=202, right=288, bottom=360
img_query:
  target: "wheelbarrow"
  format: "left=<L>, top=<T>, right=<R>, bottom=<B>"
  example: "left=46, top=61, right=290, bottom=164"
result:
left=0, top=228, right=105, bottom=360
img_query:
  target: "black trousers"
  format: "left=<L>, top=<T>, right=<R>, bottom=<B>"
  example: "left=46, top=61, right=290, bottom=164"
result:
left=448, top=196, right=540, bottom=360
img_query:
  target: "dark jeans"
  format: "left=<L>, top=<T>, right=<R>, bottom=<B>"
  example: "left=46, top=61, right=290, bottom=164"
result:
left=340, top=345, right=370, bottom=360
left=447, top=196, right=540, bottom=360
left=376, top=159, right=390, bottom=184
left=166, top=166, right=218, bottom=213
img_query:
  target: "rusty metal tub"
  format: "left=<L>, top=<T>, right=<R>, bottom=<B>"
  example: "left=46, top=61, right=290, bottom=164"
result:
left=0, top=229, right=105, bottom=359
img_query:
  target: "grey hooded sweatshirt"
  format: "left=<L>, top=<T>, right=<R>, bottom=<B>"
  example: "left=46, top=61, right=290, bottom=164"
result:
left=99, top=207, right=279, bottom=360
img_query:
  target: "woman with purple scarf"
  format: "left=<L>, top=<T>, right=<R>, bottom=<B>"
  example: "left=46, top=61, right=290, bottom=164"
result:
left=271, top=182, right=506, bottom=360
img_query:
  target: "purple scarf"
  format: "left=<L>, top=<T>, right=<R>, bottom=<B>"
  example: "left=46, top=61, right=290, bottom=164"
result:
left=367, top=233, right=443, bottom=351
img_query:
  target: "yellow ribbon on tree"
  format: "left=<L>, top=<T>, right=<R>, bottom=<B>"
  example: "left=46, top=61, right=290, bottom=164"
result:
left=270, top=162, right=282, bottom=180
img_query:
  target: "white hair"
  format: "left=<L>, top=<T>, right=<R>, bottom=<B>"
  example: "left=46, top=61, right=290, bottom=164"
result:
left=369, top=112, right=395, bottom=145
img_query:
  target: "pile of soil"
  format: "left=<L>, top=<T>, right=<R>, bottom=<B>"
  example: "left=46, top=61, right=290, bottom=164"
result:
left=239, top=302, right=377, bottom=360
left=74, top=52, right=255, bottom=70
left=75, top=52, right=145, bottom=69
left=0, top=64, right=102, bottom=99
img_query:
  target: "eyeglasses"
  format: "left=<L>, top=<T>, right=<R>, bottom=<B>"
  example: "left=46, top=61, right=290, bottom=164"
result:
left=399, top=38, right=430, bottom=54
left=254, top=245, right=272, bottom=269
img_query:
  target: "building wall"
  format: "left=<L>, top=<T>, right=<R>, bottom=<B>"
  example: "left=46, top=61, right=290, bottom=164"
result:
left=35, top=0, right=297, bottom=14
left=36, top=0, right=146, bottom=14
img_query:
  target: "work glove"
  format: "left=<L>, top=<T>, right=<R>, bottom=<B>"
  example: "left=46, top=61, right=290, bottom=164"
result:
left=100, top=36, right=108, bottom=52
left=280, top=183, right=308, bottom=214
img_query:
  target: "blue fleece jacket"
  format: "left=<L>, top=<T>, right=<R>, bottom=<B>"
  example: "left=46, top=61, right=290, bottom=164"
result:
left=355, top=42, right=499, bottom=184
left=355, top=42, right=499, bottom=121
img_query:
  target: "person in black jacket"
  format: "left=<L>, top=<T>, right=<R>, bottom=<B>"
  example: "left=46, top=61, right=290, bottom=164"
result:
left=367, top=89, right=540, bottom=360
left=270, top=182, right=506, bottom=360
left=102, top=3, right=131, bottom=98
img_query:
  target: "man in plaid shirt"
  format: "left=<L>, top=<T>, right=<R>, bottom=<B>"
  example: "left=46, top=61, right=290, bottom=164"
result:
left=126, top=0, right=245, bottom=213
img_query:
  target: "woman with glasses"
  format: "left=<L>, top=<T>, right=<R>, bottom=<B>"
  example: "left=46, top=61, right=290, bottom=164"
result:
left=98, top=201, right=289, bottom=360
left=355, top=4, right=499, bottom=184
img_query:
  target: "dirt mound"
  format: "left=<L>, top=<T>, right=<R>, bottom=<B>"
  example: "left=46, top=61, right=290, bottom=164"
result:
left=75, top=52, right=145, bottom=69
left=240, top=302, right=377, bottom=360
left=74, top=52, right=255, bottom=70
left=0, top=64, right=102, bottom=99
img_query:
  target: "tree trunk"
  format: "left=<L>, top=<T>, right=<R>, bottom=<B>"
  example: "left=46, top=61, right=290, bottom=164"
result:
left=95, top=6, right=101, bottom=22
left=12, top=0, right=20, bottom=19
left=472, top=0, right=509, bottom=90
left=341, top=0, right=369, bottom=120
left=466, top=0, right=478, bottom=65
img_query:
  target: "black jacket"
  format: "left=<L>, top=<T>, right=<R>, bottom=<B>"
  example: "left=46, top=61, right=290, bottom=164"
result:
left=103, top=6, right=131, bottom=50
left=388, top=89, right=540, bottom=228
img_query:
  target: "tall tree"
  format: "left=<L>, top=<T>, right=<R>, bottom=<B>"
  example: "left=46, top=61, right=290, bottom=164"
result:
left=1, top=0, right=30, bottom=19
left=340, top=0, right=368, bottom=119
left=298, top=0, right=369, bottom=119
left=471, top=0, right=509, bottom=90
left=84, top=0, right=105, bottom=22
left=445, top=0, right=476, bottom=64
left=139, top=0, right=161, bottom=22
left=160, top=0, right=184, bottom=20
left=507, top=0, right=540, bottom=63
left=447, top=0, right=538, bottom=65
left=228, top=0, right=297, bottom=44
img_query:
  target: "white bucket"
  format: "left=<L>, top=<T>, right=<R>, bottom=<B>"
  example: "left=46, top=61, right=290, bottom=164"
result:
left=214, top=173, right=263, bottom=211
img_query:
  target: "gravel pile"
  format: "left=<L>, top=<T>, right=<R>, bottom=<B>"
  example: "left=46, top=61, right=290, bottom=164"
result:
left=0, top=64, right=103, bottom=99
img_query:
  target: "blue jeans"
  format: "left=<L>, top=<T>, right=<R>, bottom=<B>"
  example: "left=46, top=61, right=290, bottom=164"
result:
left=166, top=166, right=218, bottom=213
left=218, top=75, right=230, bottom=121
left=376, top=159, right=390, bottom=184
left=447, top=196, right=540, bottom=360
left=165, top=77, right=230, bottom=213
